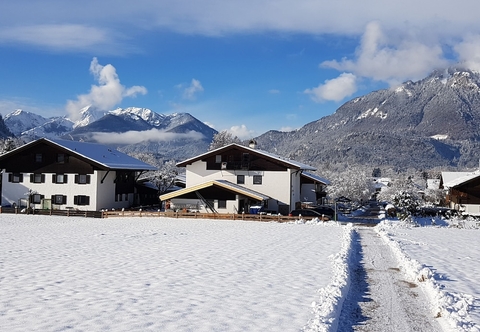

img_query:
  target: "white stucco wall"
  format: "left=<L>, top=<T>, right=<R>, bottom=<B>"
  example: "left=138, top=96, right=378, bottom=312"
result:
left=95, top=171, right=134, bottom=211
left=1, top=170, right=135, bottom=211
left=169, top=198, right=238, bottom=213
left=185, top=161, right=298, bottom=211
left=1, top=171, right=98, bottom=210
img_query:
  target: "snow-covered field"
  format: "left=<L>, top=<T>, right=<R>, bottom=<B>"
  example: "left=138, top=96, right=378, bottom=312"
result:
left=1, top=214, right=479, bottom=331
left=376, top=219, right=480, bottom=332
left=0, top=215, right=352, bottom=332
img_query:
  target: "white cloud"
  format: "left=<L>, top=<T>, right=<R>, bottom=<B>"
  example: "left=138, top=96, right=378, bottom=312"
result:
left=182, top=79, right=204, bottom=100
left=92, top=128, right=205, bottom=145
left=322, top=22, right=449, bottom=85
left=304, top=73, right=357, bottom=103
left=66, top=58, right=147, bottom=120
left=454, top=35, right=480, bottom=71
left=228, top=125, right=255, bottom=140
left=3, top=1, right=480, bottom=54
left=0, top=24, right=110, bottom=51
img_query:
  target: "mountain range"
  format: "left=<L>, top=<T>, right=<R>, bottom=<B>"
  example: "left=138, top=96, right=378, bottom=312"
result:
left=2, top=67, right=480, bottom=173
left=2, top=107, right=217, bottom=160
left=255, top=67, right=480, bottom=173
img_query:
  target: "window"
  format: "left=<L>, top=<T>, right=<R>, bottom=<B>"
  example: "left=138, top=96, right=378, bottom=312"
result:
left=30, top=194, right=44, bottom=204
left=56, top=153, right=68, bottom=163
left=218, top=200, right=227, bottom=209
left=75, top=174, right=91, bottom=184
left=52, top=194, right=67, bottom=205
left=53, top=174, right=68, bottom=184
left=8, top=173, right=23, bottom=183
left=237, top=175, right=245, bottom=184
left=215, top=155, right=222, bottom=163
left=35, top=153, right=43, bottom=163
left=30, top=173, right=45, bottom=183
left=253, top=175, right=262, bottom=185
left=74, top=195, right=90, bottom=206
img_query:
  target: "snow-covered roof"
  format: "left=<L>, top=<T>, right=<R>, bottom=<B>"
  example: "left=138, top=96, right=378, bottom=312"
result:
left=442, top=171, right=480, bottom=188
left=441, top=171, right=476, bottom=189
left=177, top=143, right=316, bottom=171
left=49, top=139, right=157, bottom=170
left=1, top=138, right=157, bottom=171
left=160, top=179, right=270, bottom=201
left=302, top=172, right=330, bottom=185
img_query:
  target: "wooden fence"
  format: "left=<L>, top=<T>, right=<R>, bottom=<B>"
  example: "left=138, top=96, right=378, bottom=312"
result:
left=0, top=207, right=103, bottom=218
left=101, top=209, right=305, bottom=222
left=0, top=207, right=324, bottom=223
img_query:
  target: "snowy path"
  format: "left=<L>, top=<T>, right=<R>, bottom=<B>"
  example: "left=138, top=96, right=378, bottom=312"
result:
left=338, top=227, right=446, bottom=332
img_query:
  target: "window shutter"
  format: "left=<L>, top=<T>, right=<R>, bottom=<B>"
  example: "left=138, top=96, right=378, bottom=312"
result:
left=74, top=196, right=78, bottom=204
left=85, top=196, right=90, bottom=205
left=51, top=195, right=55, bottom=201
left=41, top=174, right=45, bottom=183
left=52, top=174, right=56, bottom=183
left=40, top=195, right=44, bottom=200
left=19, top=174, right=23, bottom=183
left=75, top=175, right=79, bottom=183
left=64, top=175, right=68, bottom=183
left=62, top=195, right=67, bottom=204
left=8, top=174, right=12, bottom=182
left=30, top=174, right=34, bottom=183
left=86, top=175, right=91, bottom=184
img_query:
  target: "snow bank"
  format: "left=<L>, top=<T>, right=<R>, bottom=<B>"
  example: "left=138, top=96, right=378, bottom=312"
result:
left=375, top=220, right=480, bottom=332
left=303, top=223, right=354, bottom=332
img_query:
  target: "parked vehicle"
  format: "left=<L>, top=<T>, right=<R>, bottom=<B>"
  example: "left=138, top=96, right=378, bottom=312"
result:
left=289, top=209, right=331, bottom=220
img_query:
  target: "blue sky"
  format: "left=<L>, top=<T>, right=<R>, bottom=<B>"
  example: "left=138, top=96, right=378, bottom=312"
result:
left=1, top=1, right=479, bottom=139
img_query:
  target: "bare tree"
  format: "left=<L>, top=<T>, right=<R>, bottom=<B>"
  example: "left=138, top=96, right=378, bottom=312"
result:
left=209, top=130, right=242, bottom=150
left=0, top=137, right=25, bottom=154
left=325, top=167, right=376, bottom=203
left=147, top=160, right=180, bottom=196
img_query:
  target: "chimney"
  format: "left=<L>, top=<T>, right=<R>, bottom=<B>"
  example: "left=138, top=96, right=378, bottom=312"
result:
left=249, top=139, right=257, bottom=149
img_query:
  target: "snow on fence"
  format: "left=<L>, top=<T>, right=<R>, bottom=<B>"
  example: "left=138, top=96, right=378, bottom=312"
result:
left=103, top=210, right=305, bottom=222
left=0, top=207, right=323, bottom=223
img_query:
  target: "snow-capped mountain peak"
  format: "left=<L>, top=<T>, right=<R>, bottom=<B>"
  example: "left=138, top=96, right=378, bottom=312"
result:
left=70, top=105, right=106, bottom=129
left=4, top=110, right=49, bottom=136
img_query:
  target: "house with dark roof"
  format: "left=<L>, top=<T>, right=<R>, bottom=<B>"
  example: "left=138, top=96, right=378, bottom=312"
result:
left=0, top=138, right=157, bottom=211
left=160, top=143, right=329, bottom=215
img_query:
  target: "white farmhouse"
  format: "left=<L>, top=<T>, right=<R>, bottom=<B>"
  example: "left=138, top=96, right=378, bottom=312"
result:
left=0, top=138, right=157, bottom=211
left=160, top=142, right=329, bottom=215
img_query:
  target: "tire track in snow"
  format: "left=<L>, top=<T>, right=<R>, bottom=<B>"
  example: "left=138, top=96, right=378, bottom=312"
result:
left=338, top=227, right=445, bottom=332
